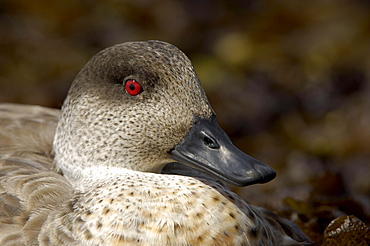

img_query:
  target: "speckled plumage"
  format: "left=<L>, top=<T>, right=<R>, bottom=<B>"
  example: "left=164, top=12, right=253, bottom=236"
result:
left=0, top=41, right=311, bottom=245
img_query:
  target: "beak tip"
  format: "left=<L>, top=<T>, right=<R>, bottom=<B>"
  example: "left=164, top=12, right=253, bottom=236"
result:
left=234, top=165, right=276, bottom=186
left=255, top=164, right=277, bottom=184
left=262, top=169, right=277, bottom=183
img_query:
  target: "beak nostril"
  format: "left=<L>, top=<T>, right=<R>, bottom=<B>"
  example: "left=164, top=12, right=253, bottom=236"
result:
left=200, top=132, right=220, bottom=149
left=203, top=136, right=213, bottom=146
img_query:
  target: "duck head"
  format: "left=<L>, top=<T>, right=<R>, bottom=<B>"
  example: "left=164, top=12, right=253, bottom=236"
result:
left=53, top=40, right=275, bottom=188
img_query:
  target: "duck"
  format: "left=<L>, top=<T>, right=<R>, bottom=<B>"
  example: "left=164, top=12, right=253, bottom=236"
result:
left=0, top=40, right=311, bottom=245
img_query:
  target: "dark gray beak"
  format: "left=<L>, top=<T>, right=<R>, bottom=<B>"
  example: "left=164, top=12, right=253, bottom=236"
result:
left=170, top=115, right=276, bottom=186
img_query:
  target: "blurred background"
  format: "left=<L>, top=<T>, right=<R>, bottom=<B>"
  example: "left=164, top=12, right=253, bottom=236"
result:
left=0, top=0, right=369, bottom=243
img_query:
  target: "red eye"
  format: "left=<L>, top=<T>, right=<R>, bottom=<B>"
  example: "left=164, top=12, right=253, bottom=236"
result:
left=125, top=79, right=143, bottom=96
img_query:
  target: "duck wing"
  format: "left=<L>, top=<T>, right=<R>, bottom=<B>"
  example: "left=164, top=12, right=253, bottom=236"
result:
left=0, top=103, right=59, bottom=171
left=0, top=103, right=73, bottom=245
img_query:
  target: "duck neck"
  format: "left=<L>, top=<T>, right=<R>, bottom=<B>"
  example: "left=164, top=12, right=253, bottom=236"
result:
left=65, top=166, right=142, bottom=192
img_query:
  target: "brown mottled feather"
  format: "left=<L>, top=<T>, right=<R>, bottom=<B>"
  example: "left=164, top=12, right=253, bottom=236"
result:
left=0, top=104, right=72, bottom=245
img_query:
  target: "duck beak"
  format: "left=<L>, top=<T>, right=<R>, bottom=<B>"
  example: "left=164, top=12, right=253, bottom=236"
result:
left=170, top=115, right=276, bottom=186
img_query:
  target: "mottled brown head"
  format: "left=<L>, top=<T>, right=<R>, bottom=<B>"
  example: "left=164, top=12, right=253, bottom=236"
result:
left=54, top=41, right=213, bottom=184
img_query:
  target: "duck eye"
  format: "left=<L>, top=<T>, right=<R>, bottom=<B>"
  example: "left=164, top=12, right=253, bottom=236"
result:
left=125, top=79, right=143, bottom=96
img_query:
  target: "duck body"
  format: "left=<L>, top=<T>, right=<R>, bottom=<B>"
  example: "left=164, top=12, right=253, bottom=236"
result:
left=0, top=41, right=310, bottom=245
left=51, top=170, right=252, bottom=245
